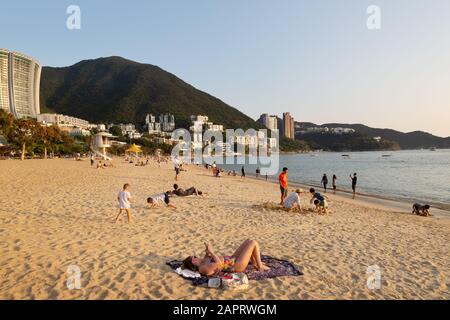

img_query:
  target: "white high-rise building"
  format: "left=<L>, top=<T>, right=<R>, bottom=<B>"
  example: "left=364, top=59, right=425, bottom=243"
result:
left=260, top=113, right=278, bottom=131
left=0, top=49, right=41, bottom=119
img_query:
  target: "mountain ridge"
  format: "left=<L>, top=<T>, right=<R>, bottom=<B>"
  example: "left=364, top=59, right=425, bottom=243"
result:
left=40, top=56, right=262, bottom=130
left=297, top=122, right=450, bottom=149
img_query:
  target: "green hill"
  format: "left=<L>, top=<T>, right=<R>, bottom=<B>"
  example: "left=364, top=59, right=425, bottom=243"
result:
left=40, top=56, right=262, bottom=130
left=297, top=122, right=450, bottom=149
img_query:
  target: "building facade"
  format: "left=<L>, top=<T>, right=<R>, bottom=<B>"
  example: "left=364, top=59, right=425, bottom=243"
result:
left=159, top=113, right=175, bottom=132
left=37, top=113, right=90, bottom=129
left=260, top=113, right=278, bottom=131
left=0, top=49, right=41, bottom=119
left=282, top=112, right=295, bottom=139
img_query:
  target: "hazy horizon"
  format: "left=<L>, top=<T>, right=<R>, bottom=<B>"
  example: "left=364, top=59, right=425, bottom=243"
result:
left=2, top=0, right=450, bottom=137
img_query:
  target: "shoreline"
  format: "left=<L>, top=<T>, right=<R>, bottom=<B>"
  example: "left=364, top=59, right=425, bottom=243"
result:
left=229, top=168, right=450, bottom=218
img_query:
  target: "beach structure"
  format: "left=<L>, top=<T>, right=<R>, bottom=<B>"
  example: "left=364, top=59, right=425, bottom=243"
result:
left=0, top=49, right=41, bottom=119
left=125, top=143, right=143, bottom=157
left=92, top=132, right=114, bottom=160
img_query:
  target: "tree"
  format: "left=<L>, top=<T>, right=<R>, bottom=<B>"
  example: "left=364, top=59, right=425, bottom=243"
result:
left=7, top=118, right=43, bottom=160
left=0, top=109, right=15, bottom=138
left=109, top=125, right=123, bottom=138
left=39, top=125, right=65, bottom=159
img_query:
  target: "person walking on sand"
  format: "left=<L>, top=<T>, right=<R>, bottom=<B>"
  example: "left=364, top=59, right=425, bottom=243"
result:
left=90, top=154, right=94, bottom=167
left=350, top=173, right=357, bottom=199
left=256, top=167, right=261, bottom=179
left=115, top=184, right=132, bottom=223
left=279, top=167, right=289, bottom=205
left=321, top=174, right=328, bottom=193
left=173, top=157, right=181, bottom=181
left=241, top=166, right=246, bottom=179
left=332, top=174, right=337, bottom=194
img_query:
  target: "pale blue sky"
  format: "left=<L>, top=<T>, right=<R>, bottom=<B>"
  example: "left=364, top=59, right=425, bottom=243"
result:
left=2, top=0, right=450, bottom=137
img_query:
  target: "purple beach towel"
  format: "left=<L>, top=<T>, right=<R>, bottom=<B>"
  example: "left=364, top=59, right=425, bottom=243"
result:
left=166, top=255, right=303, bottom=286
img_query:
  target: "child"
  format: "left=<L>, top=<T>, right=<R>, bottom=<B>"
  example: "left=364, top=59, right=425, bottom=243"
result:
left=115, top=184, right=132, bottom=223
left=412, top=203, right=431, bottom=217
left=314, top=199, right=329, bottom=214
left=309, top=188, right=329, bottom=214
left=147, top=192, right=177, bottom=209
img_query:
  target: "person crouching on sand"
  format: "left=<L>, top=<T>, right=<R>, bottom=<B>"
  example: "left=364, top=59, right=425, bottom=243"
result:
left=147, top=192, right=177, bottom=209
left=412, top=203, right=432, bottom=217
left=283, top=189, right=304, bottom=213
left=115, top=183, right=132, bottom=223
left=313, top=199, right=329, bottom=214
left=309, top=188, right=329, bottom=214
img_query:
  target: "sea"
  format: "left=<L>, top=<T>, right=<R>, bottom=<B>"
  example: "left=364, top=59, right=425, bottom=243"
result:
left=217, top=149, right=450, bottom=210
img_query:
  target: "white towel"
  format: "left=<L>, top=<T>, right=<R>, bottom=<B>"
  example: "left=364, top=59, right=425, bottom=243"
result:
left=175, top=267, right=201, bottom=278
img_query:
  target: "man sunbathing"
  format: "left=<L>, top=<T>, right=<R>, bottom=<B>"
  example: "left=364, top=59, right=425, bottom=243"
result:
left=170, top=184, right=203, bottom=196
left=147, top=192, right=177, bottom=209
left=182, top=239, right=270, bottom=276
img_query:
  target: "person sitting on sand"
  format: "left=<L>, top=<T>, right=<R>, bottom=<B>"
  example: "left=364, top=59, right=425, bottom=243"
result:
left=283, top=189, right=304, bottom=213
left=115, top=184, right=132, bottom=223
left=412, top=203, right=431, bottom=217
left=147, top=192, right=177, bottom=209
left=171, top=184, right=203, bottom=196
left=97, top=161, right=105, bottom=169
left=309, top=188, right=329, bottom=212
left=182, top=239, right=270, bottom=276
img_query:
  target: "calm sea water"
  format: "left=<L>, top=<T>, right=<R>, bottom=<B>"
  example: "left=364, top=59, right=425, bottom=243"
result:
left=219, top=149, right=450, bottom=207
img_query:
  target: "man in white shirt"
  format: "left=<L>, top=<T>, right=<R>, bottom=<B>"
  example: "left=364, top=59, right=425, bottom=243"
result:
left=283, top=189, right=304, bottom=213
left=115, top=183, right=132, bottom=223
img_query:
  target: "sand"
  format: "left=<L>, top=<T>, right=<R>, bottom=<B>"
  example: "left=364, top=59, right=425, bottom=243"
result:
left=0, top=158, right=449, bottom=300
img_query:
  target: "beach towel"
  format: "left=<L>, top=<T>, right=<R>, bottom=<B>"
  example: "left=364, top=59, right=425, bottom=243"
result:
left=166, top=255, right=303, bottom=286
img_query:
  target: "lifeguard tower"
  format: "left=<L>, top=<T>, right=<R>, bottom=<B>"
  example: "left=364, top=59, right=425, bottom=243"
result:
left=92, top=132, right=114, bottom=160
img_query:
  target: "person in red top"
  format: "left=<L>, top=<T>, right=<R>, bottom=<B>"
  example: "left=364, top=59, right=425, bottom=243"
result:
left=279, top=167, right=289, bottom=205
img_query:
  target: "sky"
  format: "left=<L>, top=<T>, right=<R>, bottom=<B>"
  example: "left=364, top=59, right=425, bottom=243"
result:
left=2, top=0, right=450, bottom=137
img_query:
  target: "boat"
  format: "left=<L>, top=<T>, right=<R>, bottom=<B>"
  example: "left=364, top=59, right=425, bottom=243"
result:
left=430, top=147, right=437, bottom=151
left=382, top=154, right=392, bottom=157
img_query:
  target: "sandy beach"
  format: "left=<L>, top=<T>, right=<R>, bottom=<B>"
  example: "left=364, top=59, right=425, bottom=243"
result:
left=0, top=158, right=449, bottom=300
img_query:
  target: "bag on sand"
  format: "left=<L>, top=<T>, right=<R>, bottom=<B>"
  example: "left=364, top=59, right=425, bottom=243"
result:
left=219, top=273, right=249, bottom=290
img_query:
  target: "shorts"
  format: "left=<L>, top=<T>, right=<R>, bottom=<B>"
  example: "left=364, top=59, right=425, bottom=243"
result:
left=352, top=185, right=356, bottom=191
left=164, top=193, right=170, bottom=204
left=320, top=200, right=328, bottom=208
left=175, top=168, right=180, bottom=175
left=280, top=186, right=288, bottom=197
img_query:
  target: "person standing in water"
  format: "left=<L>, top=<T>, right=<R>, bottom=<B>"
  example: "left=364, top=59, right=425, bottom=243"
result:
left=350, top=173, right=357, bottom=199
left=332, top=174, right=337, bottom=194
left=321, top=174, right=328, bottom=193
